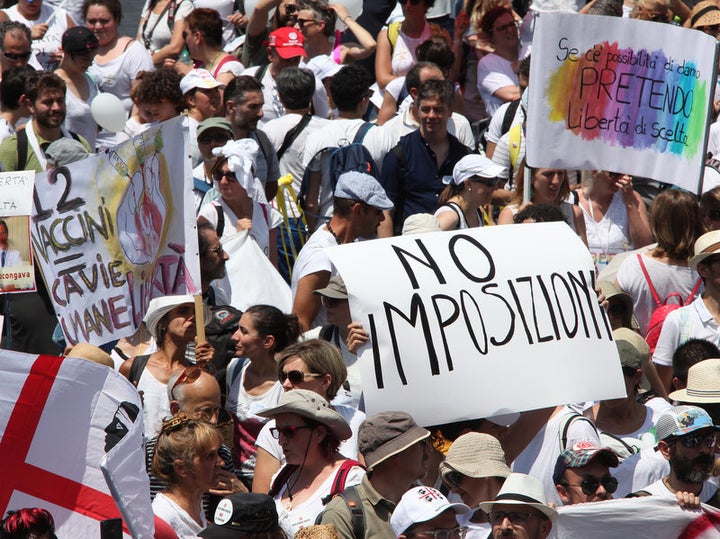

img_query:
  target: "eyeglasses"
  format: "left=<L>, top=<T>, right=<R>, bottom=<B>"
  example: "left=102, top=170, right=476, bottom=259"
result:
left=198, top=134, right=231, bottom=144
left=209, top=244, right=224, bottom=255
left=704, top=209, right=720, bottom=221
left=279, top=370, right=323, bottom=384
left=444, top=470, right=465, bottom=488
left=212, top=169, right=237, bottom=182
left=270, top=424, right=312, bottom=439
left=675, top=432, right=718, bottom=449
left=3, top=51, right=31, bottom=60
left=487, top=512, right=542, bottom=525
left=408, top=527, right=468, bottom=539
left=608, top=303, right=628, bottom=315
left=493, top=21, right=519, bottom=33
left=295, top=17, right=318, bottom=26
left=560, top=475, right=619, bottom=495
left=169, top=362, right=217, bottom=399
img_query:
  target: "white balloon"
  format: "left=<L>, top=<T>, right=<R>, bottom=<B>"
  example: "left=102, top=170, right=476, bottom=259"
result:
left=244, top=0, right=275, bottom=26
left=91, top=93, right=127, bottom=133
left=332, top=0, right=363, bottom=32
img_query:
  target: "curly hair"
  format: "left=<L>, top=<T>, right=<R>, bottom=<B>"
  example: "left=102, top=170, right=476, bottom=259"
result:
left=135, top=67, right=184, bottom=112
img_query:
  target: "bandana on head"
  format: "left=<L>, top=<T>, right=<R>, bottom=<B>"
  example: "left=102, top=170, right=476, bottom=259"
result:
left=212, top=139, right=267, bottom=204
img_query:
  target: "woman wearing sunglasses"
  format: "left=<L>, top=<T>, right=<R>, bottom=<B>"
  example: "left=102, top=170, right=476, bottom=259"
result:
left=152, top=413, right=225, bottom=538
left=435, top=154, right=504, bottom=230
left=578, top=170, right=652, bottom=271
left=119, top=294, right=214, bottom=437
left=252, top=339, right=364, bottom=495
left=225, top=304, right=302, bottom=482
left=198, top=139, right=284, bottom=265
left=258, top=389, right=364, bottom=537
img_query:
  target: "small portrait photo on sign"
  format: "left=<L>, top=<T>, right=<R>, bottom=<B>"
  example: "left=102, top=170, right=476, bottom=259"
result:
left=0, top=215, right=34, bottom=292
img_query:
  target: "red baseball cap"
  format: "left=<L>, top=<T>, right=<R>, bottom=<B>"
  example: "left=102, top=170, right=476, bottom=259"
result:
left=267, top=27, right=306, bottom=59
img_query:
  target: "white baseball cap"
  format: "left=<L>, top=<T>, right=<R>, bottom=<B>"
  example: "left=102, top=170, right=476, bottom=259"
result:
left=390, top=486, right=469, bottom=537
left=180, top=68, right=225, bottom=95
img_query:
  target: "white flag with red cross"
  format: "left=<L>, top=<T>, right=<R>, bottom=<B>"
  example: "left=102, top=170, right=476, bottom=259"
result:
left=0, top=350, right=154, bottom=538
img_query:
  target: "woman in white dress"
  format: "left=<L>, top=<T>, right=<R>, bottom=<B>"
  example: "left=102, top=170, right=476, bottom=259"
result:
left=152, top=413, right=225, bottom=539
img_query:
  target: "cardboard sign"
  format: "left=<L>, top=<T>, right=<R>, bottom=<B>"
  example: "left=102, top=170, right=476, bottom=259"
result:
left=527, top=14, right=718, bottom=192
left=0, top=171, right=36, bottom=292
left=32, top=118, right=200, bottom=346
left=328, top=223, right=625, bottom=426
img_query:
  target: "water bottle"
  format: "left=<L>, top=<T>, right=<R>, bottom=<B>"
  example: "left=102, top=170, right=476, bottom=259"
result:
left=178, top=49, right=193, bottom=65
left=672, top=16, right=681, bottom=26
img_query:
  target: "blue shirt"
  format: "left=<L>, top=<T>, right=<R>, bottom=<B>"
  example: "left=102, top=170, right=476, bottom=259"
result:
left=381, top=129, right=469, bottom=232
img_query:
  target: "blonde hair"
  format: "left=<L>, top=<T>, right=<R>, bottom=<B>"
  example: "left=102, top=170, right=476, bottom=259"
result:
left=152, top=413, right=222, bottom=484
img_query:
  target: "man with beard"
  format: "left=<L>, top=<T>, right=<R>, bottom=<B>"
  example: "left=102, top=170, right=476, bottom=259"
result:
left=0, top=71, right=90, bottom=172
left=636, top=405, right=720, bottom=506
left=198, top=221, right=230, bottom=306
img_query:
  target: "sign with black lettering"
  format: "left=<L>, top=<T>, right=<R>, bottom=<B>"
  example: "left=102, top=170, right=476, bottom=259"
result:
left=527, top=14, right=718, bottom=192
left=328, top=223, right=625, bottom=426
left=32, top=117, right=201, bottom=346
left=0, top=171, right=35, bottom=292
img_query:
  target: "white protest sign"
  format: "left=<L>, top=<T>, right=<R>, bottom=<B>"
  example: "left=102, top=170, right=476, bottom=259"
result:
left=0, top=171, right=36, bottom=292
left=527, top=14, right=717, bottom=192
left=32, top=117, right=200, bottom=346
left=328, top=223, right=625, bottom=426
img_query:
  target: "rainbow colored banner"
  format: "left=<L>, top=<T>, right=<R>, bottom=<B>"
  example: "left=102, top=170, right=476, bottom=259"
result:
left=527, top=14, right=718, bottom=192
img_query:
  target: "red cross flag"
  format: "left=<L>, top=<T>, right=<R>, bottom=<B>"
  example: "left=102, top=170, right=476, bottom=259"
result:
left=0, top=351, right=154, bottom=537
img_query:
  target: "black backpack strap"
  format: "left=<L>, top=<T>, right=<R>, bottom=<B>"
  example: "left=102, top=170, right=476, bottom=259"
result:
left=559, top=413, right=599, bottom=451
left=319, top=324, right=335, bottom=342
left=268, top=464, right=299, bottom=498
left=445, top=202, right=463, bottom=229
left=277, top=114, right=312, bottom=160
left=501, top=99, right=521, bottom=136
left=214, top=204, right=225, bottom=238
left=339, top=485, right=365, bottom=539
left=17, top=128, right=28, bottom=171
left=254, top=63, right=269, bottom=83
left=128, top=354, right=151, bottom=387
left=352, top=122, right=374, bottom=144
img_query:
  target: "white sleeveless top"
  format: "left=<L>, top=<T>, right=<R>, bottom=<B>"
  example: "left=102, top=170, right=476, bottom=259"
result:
left=582, top=191, right=632, bottom=269
left=136, top=367, right=170, bottom=437
left=390, top=22, right=433, bottom=76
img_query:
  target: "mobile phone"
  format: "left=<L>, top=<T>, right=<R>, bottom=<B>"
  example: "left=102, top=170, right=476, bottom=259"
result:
left=100, top=518, right=123, bottom=539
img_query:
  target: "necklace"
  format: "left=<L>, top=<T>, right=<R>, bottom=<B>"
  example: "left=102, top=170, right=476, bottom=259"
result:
left=326, top=222, right=342, bottom=245
left=206, top=50, right=223, bottom=70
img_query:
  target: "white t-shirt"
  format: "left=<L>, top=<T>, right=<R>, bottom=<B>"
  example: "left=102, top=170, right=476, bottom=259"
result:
left=139, top=0, right=194, bottom=53
left=476, top=53, right=519, bottom=117
left=89, top=40, right=155, bottom=115
left=275, top=463, right=365, bottom=537
left=291, top=227, right=337, bottom=329
left=653, top=296, right=720, bottom=367
left=198, top=198, right=283, bottom=257
left=616, top=253, right=701, bottom=335
left=63, top=73, right=99, bottom=150
left=256, top=403, right=365, bottom=465
left=642, top=477, right=718, bottom=502
left=512, top=407, right=602, bottom=505
left=486, top=100, right=525, bottom=145
left=708, top=120, right=720, bottom=157
left=136, top=367, right=170, bottom=437
left=612, top=448, right=669, bottom=498
left=152, top=492, right=206, bottom=539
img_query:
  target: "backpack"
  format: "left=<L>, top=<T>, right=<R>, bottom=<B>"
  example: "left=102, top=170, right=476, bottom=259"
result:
left=298, top=123, right=378, bottom=212
left=128, top=354, right=151, bottom=387
left=205, top=303, right=243, bottom=371
left=268, top=459, right=364, bottom=500
left=638, top=254, right=702, bottom=353
left=315, top=484, right=366, bottom=539
left=17, top=128, right=81, bottom=171
left=387, top=21, right=446, bottom=53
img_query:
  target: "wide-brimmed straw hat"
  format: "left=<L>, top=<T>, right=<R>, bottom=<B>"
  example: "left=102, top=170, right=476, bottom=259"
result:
left=690, top=230, right=720, bottom=269
left=257, top=389, right=351, bottom=441
left=478, top=473, right=558, bottom=522
left=670, top=358, right=720, bottom=403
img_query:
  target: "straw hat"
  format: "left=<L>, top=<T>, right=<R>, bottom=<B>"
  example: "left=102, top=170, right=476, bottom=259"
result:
left=67, top=342, right=114, bottom=368
left=689, top=230, right=720, bottom=269
left=478, top=473, right=558, bottom=522
left=257, top=389, right=351, bottom=441
left=439, top=433, right=511, bottom=485
left=669, top=358, right=720, bottom=403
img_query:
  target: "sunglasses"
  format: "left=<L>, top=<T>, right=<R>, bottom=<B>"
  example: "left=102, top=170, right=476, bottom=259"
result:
left=701, top=24, right=720, bottom=35
left=169, top=361, right=217, bottom=399
left=212, top=169, right=237, bottom=182
left=608, top=303, right=628, bottom=315
left=270, top=424, right=312, bottom=439
left=444, top=470, right=465, bottom=488
left=279, top=370, right=323, bottom=384
left=295, top=17, right=318, bottom=26
left=3, top=51, right=31, bottom=60
left=198, top=134, right=231, bottom=144
left=675, top=432, right=718, bottom=449
left=408, top=527, right=468, bottom=539
left=561, top=475, right=618, bottom=495
left=487, top=511, right=542, bottom=525
left=704, top=209, right=720, bottom=221
left=401, top=0, right=424, bottom=5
